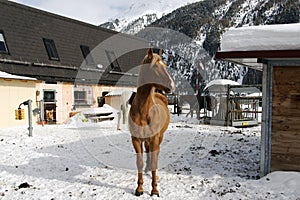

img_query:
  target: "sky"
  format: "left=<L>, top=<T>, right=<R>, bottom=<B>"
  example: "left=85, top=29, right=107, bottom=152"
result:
left=11, top=0, right=136, bottom=25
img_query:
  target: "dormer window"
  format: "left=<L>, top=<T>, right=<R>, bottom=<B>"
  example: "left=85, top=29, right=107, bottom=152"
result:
left=0, top=31, right=9, bottom=54
left=105, top=50, right=121, bottom=72
left=80, top=45, right=95, bottom=65
left=43, top=38, right=60, bottom=61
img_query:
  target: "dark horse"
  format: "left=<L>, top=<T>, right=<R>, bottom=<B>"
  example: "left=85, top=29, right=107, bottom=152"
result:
left=179, top=93, right=216, bottom=118
left=128, top=48, right=175, bottom=197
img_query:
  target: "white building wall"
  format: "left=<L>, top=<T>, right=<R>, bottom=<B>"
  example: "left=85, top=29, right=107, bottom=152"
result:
left=0, top=78, right=36, bottom=128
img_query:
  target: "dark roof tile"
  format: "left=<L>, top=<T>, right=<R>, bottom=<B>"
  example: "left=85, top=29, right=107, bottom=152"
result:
left=0, top=1, right=147, bottom=85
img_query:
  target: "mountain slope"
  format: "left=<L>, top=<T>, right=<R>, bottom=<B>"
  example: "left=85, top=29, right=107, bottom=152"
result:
left=100, top=0, right=201, bottom=34
left=152, top=0, right=299, bottom=55
left=100, top=14, right=159, bottom=34
left=146, top=0, right=299, bottom=89
left=102, top=0, right=300, bottom=92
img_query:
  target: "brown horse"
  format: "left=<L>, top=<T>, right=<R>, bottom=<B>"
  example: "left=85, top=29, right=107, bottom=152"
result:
left=128, top=48, right=175, bottom=197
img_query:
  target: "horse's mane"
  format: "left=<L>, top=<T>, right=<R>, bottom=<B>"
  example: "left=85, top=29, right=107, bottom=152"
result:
left=154, top=93, right=168, bottom=106
left=142, top=53, right=163, bottom=67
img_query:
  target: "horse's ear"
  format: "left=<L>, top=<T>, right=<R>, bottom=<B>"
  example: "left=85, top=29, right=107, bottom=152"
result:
left=147, top=48, right=153, bottom=59
left=159, top=49, right=163, bottom=56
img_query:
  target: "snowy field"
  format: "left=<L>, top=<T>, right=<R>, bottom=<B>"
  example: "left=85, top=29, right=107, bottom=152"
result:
left=0, top=105, right=299, bottom=200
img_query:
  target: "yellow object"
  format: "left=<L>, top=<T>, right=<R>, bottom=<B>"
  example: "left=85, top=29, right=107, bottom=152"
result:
left=15, top=109, right=25, bottom=120
left=242, top=122, right=249, bottom=126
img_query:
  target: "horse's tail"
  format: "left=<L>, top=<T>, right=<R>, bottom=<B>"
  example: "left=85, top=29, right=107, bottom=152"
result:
left=128, top=92, right=136, bottom=105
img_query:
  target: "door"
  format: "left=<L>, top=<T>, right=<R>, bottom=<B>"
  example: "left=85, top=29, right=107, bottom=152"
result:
left=43, top=90, right=57, bottom=124
left=271, top=66, right=300, bottom=171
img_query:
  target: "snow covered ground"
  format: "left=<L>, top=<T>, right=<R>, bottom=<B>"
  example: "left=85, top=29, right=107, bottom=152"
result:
left=0, top=105, right=299, bottom=199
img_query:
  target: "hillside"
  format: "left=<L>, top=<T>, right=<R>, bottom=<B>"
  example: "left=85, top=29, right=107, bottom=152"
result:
left=100, top=0, right=201, bottom=34
left=152, top=0, right=299, bottom=56
left=103, top=0, right=300, bottom=93
left=150, top=0, right=299, bottom=91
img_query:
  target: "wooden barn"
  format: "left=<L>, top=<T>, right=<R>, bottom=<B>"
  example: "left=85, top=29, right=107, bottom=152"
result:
left=0, top=1, right=148, bottom=127
left=216, top=23, right=300, bottom=176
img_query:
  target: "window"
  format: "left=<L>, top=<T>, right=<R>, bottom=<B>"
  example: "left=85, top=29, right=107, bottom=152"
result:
left=0, top=31, right=9, bottom=53
left=80, top=45, right=95, bottom=65
left=73, top=85, right=93, bottom=106
left=105, top=50, right=121, bottom=72
left=43, top=90, right=56, bottom=102
left=74, top=91, right=87, bottom=105
left=43, top=38, right=60, bottom=60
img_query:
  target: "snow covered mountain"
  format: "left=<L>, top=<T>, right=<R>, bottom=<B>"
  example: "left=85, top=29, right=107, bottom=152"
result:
left=102, top=0, right=300, bottom=93
left=149, top=0, right=299, bottom=87
left=100, top=0, right=201, bottom=34
left=101, top=14, right=159, bottom=35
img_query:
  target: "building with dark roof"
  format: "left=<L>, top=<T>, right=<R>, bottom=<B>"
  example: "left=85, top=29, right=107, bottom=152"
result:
left=0, top=0, right=147, bottom=85
left=0, top=0, right=149, bottom=126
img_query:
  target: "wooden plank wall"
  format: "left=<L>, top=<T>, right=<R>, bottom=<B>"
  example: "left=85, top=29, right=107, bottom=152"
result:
left=271, top=66, right=300, bottom=171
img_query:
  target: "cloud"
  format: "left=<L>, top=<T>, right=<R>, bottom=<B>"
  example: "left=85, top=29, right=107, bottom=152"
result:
left=11, top=0, right=135, bottom=24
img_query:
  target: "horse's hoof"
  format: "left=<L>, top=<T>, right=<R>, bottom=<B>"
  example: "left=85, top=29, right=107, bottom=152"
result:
left=151, top=191, right=160, bottom=197
left=135, top=191, right=143, bottom=196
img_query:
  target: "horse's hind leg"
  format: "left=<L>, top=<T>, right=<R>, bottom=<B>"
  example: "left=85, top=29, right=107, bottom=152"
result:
left=132, top=137, right=144, bottom=196
left=150, top=136, right=160, bottom=197
left=144, top=141, right=151, bottom=172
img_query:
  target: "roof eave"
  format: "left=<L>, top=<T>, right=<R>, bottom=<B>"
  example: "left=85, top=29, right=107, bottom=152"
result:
left=216, top=49, right=300, bottom=70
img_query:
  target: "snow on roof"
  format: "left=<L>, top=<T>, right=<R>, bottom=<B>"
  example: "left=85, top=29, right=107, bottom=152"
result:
left=105, top=90, right=134, bottom=97
left=231, top=86, right=261, bottom=95
left=0, top=71, right=36, bottom=81
left=82, top=104, right=115, bottom=115
left=204, top=79, right=240, bottom=91
left=105, top=90, right=123, bottom=96
left=220, top=23, right=300, bottom=52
